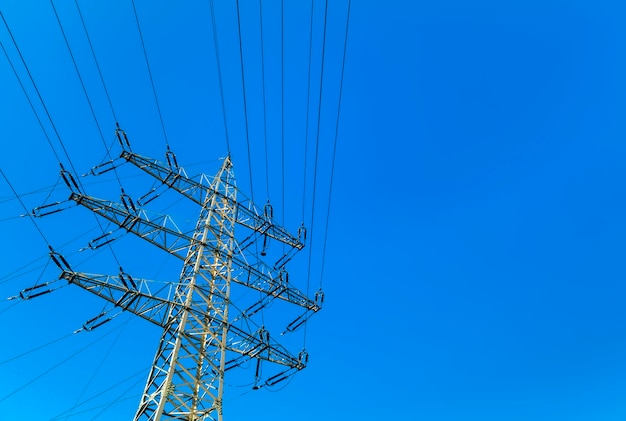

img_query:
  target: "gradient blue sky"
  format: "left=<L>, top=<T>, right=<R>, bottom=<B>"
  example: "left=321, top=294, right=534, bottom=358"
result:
left=1, top=1, right=626, bottom=420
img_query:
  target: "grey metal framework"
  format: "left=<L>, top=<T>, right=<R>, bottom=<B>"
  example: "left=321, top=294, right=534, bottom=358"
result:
left=29, top=127, right=321, bottom=420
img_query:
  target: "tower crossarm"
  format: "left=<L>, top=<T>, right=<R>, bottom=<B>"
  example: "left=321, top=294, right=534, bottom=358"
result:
left=120, top=150, right=304, bottom=262
left=60, top=270, right=305, bottom=369
left=67, top=192, right=319, bottom=313
left=69, top=192, right=191, bottom=256
left=226, top=324, right=305, bottom=369
left=60, top=270, right=174, bottom=327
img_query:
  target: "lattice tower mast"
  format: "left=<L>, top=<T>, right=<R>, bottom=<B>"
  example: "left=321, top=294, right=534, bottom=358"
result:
left=32, top=127, right=320, bottom=421
left=133, top=156, right=236, bottom=419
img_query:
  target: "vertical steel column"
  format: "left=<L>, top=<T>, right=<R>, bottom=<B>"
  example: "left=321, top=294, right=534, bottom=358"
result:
left=134, top=157, right=236, bottom=421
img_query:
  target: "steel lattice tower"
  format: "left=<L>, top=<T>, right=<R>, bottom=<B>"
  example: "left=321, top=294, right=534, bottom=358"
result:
left=32, top=127, right=320, bottom=420
left=133, top=156, right=237, bottom=419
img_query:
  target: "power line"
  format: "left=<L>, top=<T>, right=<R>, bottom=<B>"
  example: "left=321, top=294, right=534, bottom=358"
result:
left=91, top=376, right=144, bottom=420
left=49, top=0, right=123, bottom=187
left=63, top=320, right=131, bottom=421
left=259, top=0, right=270, bottom=201
left=49, top=366, right=148, bottom=421
left=55, top=395, right=139, bottom=421
left=0, top=255, right=51, bottom=286
left=0, top=11, right=64, bottom=165
left=74, top=0, right=118, bottom=123
left=300, top=0, right=315, bottom=223
left=319, top=0, right=351, bottom=290
left=235, top=0, right=255, bottom=204
left=0, top=169, right=51, bottom=247
left=0, top=300, right=20, bottom=317
left=0, top=9, right=123, bottom=267
left=209, top=0, right=231, bottom=154
left=130, top=0, right=170, bottom=149
left=0, top=323, right=121, bottom=403
left=0, top=182, right=63, bottom=205
left=0, top=11, right=77, bottom=173
left=303, top=0, right=329, bottom=347
left=281, top=0, right=285, bottom=228
left=0, top=331, right=74, bottom=367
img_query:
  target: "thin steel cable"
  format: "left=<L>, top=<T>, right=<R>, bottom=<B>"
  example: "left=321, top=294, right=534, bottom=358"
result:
left=265, top=370, right=296, bottom=392
left=0, top=300, right=20, bottom=316
left=74, top=0, right=118, bottom=123
left=303, top=0, right=329, bottom=348
left=319, top=0, right=351, bottom=290
left=259, top=0, right=270, bottom=201
left=0, top=215, right=24, bottom=223
left=0, top=256, right=49, bottom=286
left=0, top=169, right=51, bottom=246
left=49, top=366, right=148, bottom=421
left=0, top=11, right=78, bottom=176
left=0, top=224, right=102, bottom=288
left=0, top=182, right=60, bottom=204
left=54, top=395, right=139, bottom=421
left=0, top=10, right=124, bottom=267
left=280, top=0, right=285, bottom=228
left=300, top=0, right=315, bottom=223
left=90, top=373, right=145, bottom=420
left=235, top=0, right=273, bottom=321
left=131, top=0, right=170, bottom=148
left=0, top=14, right=63, bottom=164
left=235, top=0, right=255, bottom=204
left=0, top=331, right=74, bottom=367
left=63, top=319, right=130, bottom=421
left=50, top=0, right=123, bottom=187
left=209, top=0, right=231, bottom=154
left=40, top=174, right=62, bottom=209
left=29, top=254, right=51, bottom=289
left=0, top=323, right=121, bottom=403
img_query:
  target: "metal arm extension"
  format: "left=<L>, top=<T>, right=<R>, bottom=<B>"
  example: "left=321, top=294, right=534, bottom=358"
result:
left=67, top=192, right=319, bottom=313
left=60, top=270, right=304, bottom=369
left=119, top=150, right=303, bottom=268
left=61, top=270, right=174, bottom=327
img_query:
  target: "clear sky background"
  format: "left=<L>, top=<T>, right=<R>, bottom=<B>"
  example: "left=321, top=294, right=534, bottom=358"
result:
left=1, top=1, right=626, bottom=420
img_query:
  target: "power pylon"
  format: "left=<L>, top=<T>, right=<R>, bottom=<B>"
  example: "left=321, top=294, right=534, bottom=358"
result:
left=33, top=126, right=321, bottom=420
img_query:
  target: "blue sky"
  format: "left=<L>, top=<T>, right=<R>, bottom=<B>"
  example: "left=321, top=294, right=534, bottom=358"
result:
left=1, top=1, right=626, bottom=420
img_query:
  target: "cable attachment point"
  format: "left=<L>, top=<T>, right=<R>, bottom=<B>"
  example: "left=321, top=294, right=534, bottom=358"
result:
left=60, top=163, right=81, bottom=193
left=283, top=292, right=322, bottom=334
left=49, top=246, right=72, bottom=271
left=263, top=202, right=274, bottom=220
left=116, top=125, right=131, bottom=151
left=165, top=146, right=179, bottom=171
left=260, top=202, right=274, bottom=256
left=31, top=200, right=74, bottom=217
left=78, top=309, right=117, bottom=332
left=119, top=267, right=138, bottom=289
left=137, top=186, right=164, bottom=207
left=298, top=349, right=309, bottom=366
left=120, top=188, right=137, bottom=213
left=260, top=234, right=269, bottom=257
left=278, top=270, right=289, bottom=286
left=85, top=158, right=124, bottom=177
left=252, top=359, right=263, bottom=390
left=314, top=289, right=324, bottom=307
left=82, top=230, right=124, bottom=251
left=16, top=282, right=55, bottom=300
left=259, top=326, right=270, bottom=344
left=238, top=296, right=272, bottom=320
left=298, top=223, right=307, bottom=243
left=264, top=366, right=299, bottom=386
